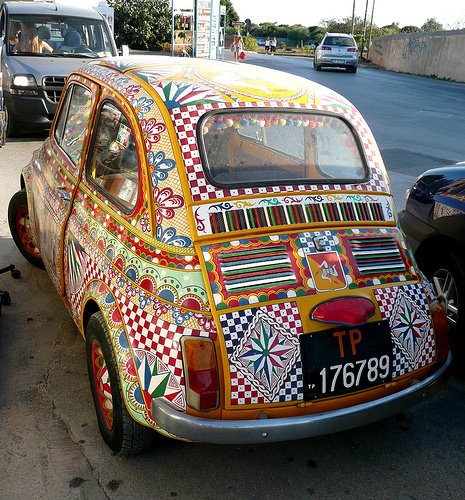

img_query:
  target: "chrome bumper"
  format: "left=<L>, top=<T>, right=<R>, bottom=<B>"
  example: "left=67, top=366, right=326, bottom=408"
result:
left=151, top=353, right=451, bottom=445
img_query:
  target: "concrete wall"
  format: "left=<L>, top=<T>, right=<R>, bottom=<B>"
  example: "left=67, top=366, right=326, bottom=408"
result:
left=369, top=30, right=465, bottom=83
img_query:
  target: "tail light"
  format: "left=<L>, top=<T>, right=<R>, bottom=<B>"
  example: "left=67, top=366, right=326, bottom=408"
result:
left=181, top=337, right=219, bottom=411
left=321, top=46, right=332, bottom=51
left=347, top=47, right=358, bottom=52
left=311, top=297, right=375, bottom=326
left=429, top=299, right=450, bottom=363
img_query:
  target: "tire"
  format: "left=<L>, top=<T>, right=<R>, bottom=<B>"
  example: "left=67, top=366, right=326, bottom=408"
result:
left=8, top=189, right=44, bottom=268
left=315, top=62, right=321, bottom=71
left=86, top=311, right=153, bottom=454
left=350, top=66, right=357, bottom=73
left=421, top=249, right=465, bottom=362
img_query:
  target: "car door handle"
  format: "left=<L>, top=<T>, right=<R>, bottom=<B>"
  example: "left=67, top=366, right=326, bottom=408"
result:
left=56, top=187, right=71, bottom=201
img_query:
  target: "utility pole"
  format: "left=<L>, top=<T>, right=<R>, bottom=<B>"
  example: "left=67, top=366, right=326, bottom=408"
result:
left=366, top=0, right=376, bottom=59
left=360, top=0, right=369, bottom=59
left=351, top=0, right=356, bottom=34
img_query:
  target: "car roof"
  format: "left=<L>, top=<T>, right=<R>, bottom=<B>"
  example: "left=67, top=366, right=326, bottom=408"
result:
left=324, top=32, right=355, bottom=38
left=2, top=1, right=103, bottom=19
left=82, top=56, right=355, bottom=110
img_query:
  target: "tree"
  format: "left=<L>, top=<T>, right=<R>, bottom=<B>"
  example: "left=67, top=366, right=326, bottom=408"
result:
left=400, top=25, right=420, bottom=33
left=308, top=25, right=325, bottom=44
left=220, top=0, right=239, bottom=27
left=380, top=22, right=400, bottom=35
left=287, top=25, right=311, bottom=46
left=109, top=0, right=171, bottom=50
left=421, top=18, right=444, bottom=32
left=321, top=16, right=366, bottom=36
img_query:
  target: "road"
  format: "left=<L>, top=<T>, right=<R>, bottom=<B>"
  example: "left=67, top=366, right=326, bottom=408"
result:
left=243, top=53, right=465, bottom=176
left=1, top=56, right=465, bottom=499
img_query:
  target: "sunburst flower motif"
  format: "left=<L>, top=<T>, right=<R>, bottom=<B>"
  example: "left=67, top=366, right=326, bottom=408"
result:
left=152, top=187, right=184, bottom=224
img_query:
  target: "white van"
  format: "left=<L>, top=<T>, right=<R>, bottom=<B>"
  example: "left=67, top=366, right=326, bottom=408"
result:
left=0, top=0, right=118, bottom=138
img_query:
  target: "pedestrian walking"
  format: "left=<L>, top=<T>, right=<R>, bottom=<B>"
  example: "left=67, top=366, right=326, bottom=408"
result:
left=270, top=37, right=277, bottom=55
left=232, top=31, right=243, bottom=62
left=264, top=36, right=270, bottom=54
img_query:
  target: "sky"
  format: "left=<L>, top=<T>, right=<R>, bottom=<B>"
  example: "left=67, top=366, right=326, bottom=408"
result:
left=231, top=0, right=465, bottom=29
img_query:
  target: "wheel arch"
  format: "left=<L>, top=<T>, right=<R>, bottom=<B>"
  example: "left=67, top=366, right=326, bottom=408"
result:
left=80, top=280, right=155, bottom=430
left=81, top=297, right=101, bottom=337
left=415, top=234, right=465, bottom=269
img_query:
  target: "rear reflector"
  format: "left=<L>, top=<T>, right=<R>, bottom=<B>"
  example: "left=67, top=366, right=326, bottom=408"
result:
left=311, top=297, right=376, bottom=326
left=429, top=299, right=450, bottom=363
left=182, top=337, right=219, bottom=411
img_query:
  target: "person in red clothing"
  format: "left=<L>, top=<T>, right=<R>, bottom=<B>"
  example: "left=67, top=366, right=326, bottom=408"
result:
left=233, top=31, right=243, bottom=62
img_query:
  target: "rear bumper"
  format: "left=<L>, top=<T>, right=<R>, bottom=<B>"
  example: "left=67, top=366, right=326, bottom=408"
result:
left=319, top=58, right=358, bottom=68
left=152, top=353, right=451, bottom=444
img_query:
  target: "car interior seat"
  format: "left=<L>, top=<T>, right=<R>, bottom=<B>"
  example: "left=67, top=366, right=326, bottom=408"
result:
left=37, top=25, right=60, bottom=50
left=64, top=30, right=82, bottom=47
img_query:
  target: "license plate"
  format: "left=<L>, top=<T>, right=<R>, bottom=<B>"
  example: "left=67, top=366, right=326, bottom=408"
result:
left=300, top=321, right=392, bottom=400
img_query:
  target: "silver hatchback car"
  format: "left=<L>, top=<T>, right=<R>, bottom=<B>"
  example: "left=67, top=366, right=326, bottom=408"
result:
left=314, top=33, right=358, bottom=73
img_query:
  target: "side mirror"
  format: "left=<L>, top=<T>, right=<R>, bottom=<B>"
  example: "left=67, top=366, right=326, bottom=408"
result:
left=119, top=45, right=129, bottom=57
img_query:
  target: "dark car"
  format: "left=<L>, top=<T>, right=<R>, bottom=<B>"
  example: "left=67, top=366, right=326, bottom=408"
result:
left=400, top=164, right=465, bottom=359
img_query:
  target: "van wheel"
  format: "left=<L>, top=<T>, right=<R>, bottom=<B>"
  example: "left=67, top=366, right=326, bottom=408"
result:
left=8, top=189, right=44, bottom=268
left=421, top=249, right=465, bottom=363
left=86, top=311, right=153, bottom=454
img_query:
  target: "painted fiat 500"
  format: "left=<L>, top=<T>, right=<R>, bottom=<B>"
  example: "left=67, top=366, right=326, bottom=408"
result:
left=8, top=56, right=451, bottom=454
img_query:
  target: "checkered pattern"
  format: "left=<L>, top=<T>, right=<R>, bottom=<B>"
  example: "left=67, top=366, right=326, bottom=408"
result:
left=373, top=286, right=398, bottom=319
left=374, top=284, right=436, bottom=376
left=116, top=289, right=189, bottom=380
left=299, top=230, right=340, bottom=255
left=170, top=102, right=390, bottom=203
left=219, top=302, right=304, bottom=405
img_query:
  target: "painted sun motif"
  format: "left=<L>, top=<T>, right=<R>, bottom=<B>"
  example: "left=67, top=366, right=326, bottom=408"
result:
left=231, top=309, right=300, bottom=400
left=390, top=291, right=429, bottom=366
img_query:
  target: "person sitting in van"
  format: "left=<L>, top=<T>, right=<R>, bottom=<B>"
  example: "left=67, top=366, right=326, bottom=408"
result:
left=16, top=22, right=53, bottom=54
left=8, top=21, right=21, bottom=51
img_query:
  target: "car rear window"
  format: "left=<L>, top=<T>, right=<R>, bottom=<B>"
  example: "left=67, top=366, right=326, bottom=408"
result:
left=199, top=110, right=366, bottom=187
left=324, top=37, right=356, bottom=47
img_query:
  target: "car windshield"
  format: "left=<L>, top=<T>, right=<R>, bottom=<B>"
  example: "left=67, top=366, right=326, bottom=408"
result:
left=200, top=110, right=366, bottom=187
left=7, top=14, right=114, bottom=58
left=324, top=36, right=356, bottom=47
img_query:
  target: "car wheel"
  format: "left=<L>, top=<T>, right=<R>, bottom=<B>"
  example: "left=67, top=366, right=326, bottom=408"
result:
left=350, top=66, right=357, bottom=73
left=8, top=189, right=44, bottom=268
left=315, top=62, right=321, bottom=71
left=422, top=250, right=465, bottom=361
left=86, top=311, right=153, bottom=454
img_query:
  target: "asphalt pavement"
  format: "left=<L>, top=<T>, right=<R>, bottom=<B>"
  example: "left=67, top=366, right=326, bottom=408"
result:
left=1, top=57, right=465, bottom=499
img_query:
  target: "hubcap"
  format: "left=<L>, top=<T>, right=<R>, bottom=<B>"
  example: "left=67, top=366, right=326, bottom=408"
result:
left=433, top=268, right=459, bottom=335
left=15, top=204, right=41, bottom=258
left=91, top=339, right=114, bottom=430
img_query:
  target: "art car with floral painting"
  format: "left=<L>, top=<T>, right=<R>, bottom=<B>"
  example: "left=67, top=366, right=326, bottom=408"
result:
left=8, top=55, right=451, bottom=454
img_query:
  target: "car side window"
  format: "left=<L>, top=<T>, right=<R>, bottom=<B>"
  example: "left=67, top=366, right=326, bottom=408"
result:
left=87, top=101, right=139, bottom=211
left=54, top=84, right=92, bottom=165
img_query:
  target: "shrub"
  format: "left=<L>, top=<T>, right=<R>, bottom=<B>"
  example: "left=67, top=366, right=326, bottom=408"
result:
left=243, top=36, right=258, bottom=52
